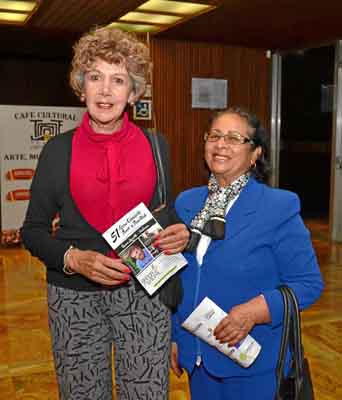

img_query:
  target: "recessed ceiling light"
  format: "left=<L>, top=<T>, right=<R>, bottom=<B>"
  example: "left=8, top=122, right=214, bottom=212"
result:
left=107, top=21, right=160, bottom=33
left=120, top=12, right=182, bottom=25
left=137, top=0, right=212, bottom=15
left=0, top=1, right=37, bottom=12
left=108, top=0, right=215, bottom=34
left=0, top=11, right=28, bottom=22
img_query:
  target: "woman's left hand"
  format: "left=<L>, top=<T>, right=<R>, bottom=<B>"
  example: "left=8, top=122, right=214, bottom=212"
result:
left=214, top=295, right=271, bottom=346
left=154, top=223, right=190, bottom=254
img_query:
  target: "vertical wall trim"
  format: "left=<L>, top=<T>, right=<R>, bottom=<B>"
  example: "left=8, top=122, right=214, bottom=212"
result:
left=270, top=53, right=282, bottom=188
left=330, top=41, right=342, bottom=241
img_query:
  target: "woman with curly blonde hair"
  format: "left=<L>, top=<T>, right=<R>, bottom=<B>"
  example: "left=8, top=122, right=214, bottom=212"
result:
left=70, top=27, right=150, bottom=103
left=22, top=26, right=189, bottom=400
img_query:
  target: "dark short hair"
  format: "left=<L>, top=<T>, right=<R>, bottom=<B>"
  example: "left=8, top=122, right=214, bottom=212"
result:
left=209, top=107, right=270, bottom=182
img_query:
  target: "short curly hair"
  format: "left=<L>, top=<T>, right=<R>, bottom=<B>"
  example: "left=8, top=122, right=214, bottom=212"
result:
left=70, top=26, right=152, bottom=99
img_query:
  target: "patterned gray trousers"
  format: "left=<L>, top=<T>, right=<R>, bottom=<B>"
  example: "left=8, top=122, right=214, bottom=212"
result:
left=47, top=283, right=171, bottom=400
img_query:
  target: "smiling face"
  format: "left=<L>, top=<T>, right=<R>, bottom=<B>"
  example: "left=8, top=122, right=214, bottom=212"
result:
left=83, top=58, right=135, bottom=134
left=205, top=113, right=261, bottom=187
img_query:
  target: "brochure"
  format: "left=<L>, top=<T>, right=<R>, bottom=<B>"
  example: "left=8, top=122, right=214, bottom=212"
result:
left=181, top=297, right=261, bottom=368
left=103, top=202, right=187, bottom=295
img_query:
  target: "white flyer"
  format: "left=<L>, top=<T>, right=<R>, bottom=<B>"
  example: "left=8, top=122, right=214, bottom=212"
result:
left=181, top=297, right=261, bottom=368
left=103, top=202, right=187, bottom=295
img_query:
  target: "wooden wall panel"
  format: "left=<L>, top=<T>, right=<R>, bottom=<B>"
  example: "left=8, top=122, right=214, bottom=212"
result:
left=0, top=29, right=271, bottom=197
left=150, top=39, right=271, bottom=196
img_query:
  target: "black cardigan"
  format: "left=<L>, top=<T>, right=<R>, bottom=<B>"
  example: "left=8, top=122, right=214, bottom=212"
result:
left=21, top=128, right=182, bottom=308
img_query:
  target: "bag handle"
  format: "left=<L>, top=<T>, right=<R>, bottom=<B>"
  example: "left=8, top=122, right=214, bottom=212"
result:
left=283, top=286, right=305, bottom=393
left=150, top=130, right=167, bottom=206
left=276, top=286, right=305, bottom=399
left=276, top=286, right=291, bottom=393
left=142, top=128, right=167, bottom=207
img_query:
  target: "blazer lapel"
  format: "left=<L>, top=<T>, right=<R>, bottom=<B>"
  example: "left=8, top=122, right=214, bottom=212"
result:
left=226, top=178, right=263, bottom=239
left=179, top=179, right=264, bottom=248
left=180, top=187, right=208, bottom=225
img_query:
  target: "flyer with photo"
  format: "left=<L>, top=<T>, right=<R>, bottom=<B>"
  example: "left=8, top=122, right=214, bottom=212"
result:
left=102, top=203, right=187, bottom=295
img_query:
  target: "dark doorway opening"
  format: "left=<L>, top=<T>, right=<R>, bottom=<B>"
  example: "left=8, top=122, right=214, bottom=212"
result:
left=279, top=46, right=334, bottom=219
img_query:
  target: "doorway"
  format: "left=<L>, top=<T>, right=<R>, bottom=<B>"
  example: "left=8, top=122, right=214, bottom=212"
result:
left=279, top=46, right=335, bottom=220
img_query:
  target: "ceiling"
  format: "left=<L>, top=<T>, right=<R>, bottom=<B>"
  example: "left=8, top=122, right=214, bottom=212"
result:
left=3, top=0, right=342, bottom=51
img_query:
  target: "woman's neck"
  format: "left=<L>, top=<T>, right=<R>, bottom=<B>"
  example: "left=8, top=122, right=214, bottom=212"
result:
left=89, top=116, right=123, bottom=134
left=216, top=172, right=250, bottom=188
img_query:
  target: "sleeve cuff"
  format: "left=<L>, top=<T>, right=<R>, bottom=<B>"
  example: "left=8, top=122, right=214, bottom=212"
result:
left=261, top=289, right=284, bottom=328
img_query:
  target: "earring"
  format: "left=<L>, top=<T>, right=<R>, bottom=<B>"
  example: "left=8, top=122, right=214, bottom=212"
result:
left=80, top=94, right=85, bottom=102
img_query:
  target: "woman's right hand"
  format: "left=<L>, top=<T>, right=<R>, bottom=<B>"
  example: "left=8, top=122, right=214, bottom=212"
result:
left=170, top=342, right=183, bottom=377
left=66, top=248, right=131, bottom=286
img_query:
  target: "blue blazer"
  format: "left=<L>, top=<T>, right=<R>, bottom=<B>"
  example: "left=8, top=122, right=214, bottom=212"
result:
left=173, top=177, right=323, bottom=378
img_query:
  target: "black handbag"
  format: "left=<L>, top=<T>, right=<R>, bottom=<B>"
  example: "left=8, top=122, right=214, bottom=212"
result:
left=275, top=286, right=315, bottom=400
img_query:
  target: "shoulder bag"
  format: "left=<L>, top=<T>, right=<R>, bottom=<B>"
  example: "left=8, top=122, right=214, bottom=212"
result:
left=275, top=286, right=315, bottom=400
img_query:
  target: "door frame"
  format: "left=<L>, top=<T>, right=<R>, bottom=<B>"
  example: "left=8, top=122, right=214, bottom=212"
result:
left=271, top=44, right=342, bottom=240
left=330, top=40, right=342, bottom=241
left=269, top=52, right=282, bottom=188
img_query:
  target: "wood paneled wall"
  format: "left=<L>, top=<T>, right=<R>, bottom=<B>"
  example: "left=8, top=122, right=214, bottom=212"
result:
left=150, top=39, right=271, bottom=196
left=0, top=28, right=271, bottom=197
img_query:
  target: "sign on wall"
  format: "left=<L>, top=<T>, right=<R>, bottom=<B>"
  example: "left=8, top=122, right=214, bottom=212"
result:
left=0, top=105, right=85, bottom=245
left=191, top=78, right=228, bottom=109
left=133, top=99, right=152, bottom=120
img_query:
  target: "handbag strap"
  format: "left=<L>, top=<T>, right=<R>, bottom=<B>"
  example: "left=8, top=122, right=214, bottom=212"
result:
left=283, top=286, right=305, bottom=393
left=276, top=286, right=291, bottom=391
left=276, top=286, right=305, bottom=399
left=141, top=128, right=167, bottom=206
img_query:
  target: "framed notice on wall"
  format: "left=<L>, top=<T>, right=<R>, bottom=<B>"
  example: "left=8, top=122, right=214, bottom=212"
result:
left=192, top=78, right=228, bottom=109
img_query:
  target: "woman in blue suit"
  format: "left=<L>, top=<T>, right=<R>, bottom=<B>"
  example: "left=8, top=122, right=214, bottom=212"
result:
left=171, top=107, right=323, bottom=400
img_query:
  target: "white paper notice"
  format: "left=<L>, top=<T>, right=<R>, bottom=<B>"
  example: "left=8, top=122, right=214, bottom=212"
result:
left=191, top=78, right=227, bottom=109
left=181, top=297, right=261, bottom=368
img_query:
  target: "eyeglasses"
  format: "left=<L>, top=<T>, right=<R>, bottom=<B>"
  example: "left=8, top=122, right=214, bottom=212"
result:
left=204, top=130, right=254, bottom=145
